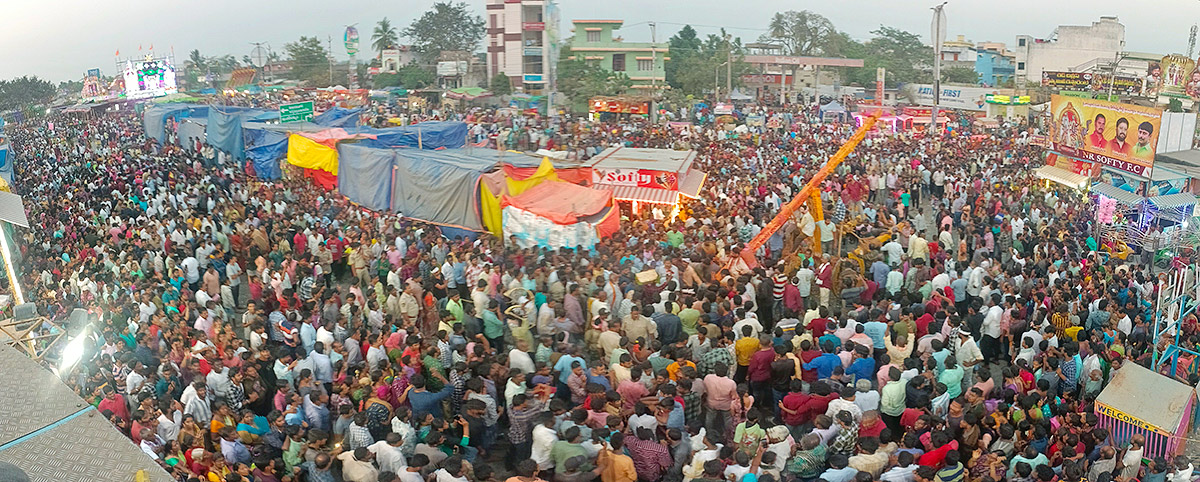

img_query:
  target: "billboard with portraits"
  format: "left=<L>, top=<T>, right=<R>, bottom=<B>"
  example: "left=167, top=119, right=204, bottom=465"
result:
left=1050, top=94, right=1162, bottom=177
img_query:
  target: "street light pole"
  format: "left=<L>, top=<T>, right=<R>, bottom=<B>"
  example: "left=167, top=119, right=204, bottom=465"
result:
left=931, top=2, right=948, bottom=142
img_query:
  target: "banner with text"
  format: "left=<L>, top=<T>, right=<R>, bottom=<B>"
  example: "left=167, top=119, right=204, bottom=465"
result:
left=1050, top=94, right=1162, bottom=177
left=907, top=84, right=998, bottom=111
left=1041, top=71, right=1142, bottom=96
left=593, top=168, right=679, bottom=190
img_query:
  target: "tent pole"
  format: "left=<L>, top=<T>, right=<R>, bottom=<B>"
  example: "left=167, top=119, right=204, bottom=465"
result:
left=417, top=127, right=423, bottom=149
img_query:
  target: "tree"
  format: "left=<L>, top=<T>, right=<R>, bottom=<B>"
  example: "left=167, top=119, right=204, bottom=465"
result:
left=489, top=73, right=512, bottom=96
left=285, top=36, right=332, bottom=86
left=846, top=26, right=933, bottom=88
left=373, top=17, right=400, bottom=57
left=398, top=61, right=435, bottom=89
left=666, top=25, right=703, bottom=90
left=185, top=49, right=207, bottom=73
left=556, top=49, right=633, bottom=111
left=761, top=10, right=844, bottom=56
left=404, top=2, right=484, bottom=62
left=941, top=66, right=979, bottom=85
left=0, top=76, right=56, bottom=111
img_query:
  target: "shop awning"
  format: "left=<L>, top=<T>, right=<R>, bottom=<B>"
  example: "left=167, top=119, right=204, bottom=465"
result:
left=1091, top=182, right=1145, bottom=206
left=599, top=185, right=680, bottom=205
left=1034, top=165, right=1089, bottom=189
left=678, top=169, right=707, bottom=199
left=1148, top=193, right=1199, bottom=209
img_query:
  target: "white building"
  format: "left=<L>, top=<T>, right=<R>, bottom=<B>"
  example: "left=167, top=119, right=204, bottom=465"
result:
left=1013, top=16, right=1125, bottom=84
left=484, top=0, right=560, bottom=94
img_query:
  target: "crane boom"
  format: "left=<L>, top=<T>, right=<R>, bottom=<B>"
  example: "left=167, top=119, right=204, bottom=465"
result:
left=731, top=112, right=882, bottom=271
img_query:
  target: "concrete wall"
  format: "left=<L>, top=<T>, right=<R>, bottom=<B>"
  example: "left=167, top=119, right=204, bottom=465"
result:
left=1014, top=17, right=1125, bottom=84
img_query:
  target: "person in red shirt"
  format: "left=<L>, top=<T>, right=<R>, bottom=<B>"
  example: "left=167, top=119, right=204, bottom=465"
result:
left=807, top=307, right=832, bottom=337
left=799, top=339, right=821, bottom=383
left=779, top=379, right=810, bottom=437
left=917, top=432, right=959, bottom=468
left=797, top=382, right=837, bottom=427
left=98, top=386, right=131, bottom=424
left=747, top=335, right=776, bottom=408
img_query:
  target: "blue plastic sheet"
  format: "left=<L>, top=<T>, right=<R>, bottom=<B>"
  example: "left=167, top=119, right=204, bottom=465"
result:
left=243, top=126, right=288, bottom=179
left=205, top=107, right=274, bottom=161
left=143, top=103, right=208, bottom=143
left=313, top=107, right=363, bottom=128
left=336, top=144, right=395, bottom=211
left=352, top=121, right=467, bottom=149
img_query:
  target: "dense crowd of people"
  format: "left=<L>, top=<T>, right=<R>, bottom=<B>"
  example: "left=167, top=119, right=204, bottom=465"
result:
left=4, top=96, right=1191, bottom=482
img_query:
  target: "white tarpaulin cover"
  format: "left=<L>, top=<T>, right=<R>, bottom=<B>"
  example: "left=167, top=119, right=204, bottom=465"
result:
left=502, top=205, right=599, bottom=249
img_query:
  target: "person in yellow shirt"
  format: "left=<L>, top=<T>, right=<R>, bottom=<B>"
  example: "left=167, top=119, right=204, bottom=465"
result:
left=734, top=325, right=760, bottom=382
left=598, top=433, right=638, bottom=482
left=665, top=346, right=697, bottom=381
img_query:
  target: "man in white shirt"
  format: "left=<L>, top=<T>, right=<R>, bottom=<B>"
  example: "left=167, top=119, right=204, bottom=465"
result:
left=981, top=296, right=1005, bottom=363
left=531, top=414, right=558, bottom=471
left=338, top=448, right=379, bottom=482
left=367, top=433, right=407, bottom=474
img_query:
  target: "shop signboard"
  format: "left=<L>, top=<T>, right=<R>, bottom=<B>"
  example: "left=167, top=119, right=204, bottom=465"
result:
left=1042, top=71, right=1143, bottom=96
left=1099, top=169, right=1143, bottom=194
left=279, top=101, right=314, bottom=123
left=523, top=22, right=545, bottom=31
left=1148, top=177, right=1189, bottom=196
left=714, top=103, right=733, bottom=115
left=593, top=168, right=679, bottom=190
left=985, top=94, right=1030, bottom=105
left=1050, top=94, right=1162, bottom=177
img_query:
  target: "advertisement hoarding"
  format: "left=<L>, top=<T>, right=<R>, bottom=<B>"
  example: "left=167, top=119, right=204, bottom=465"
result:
left=1050, top=94, right=1162, bottom=177
left=344, top=26, right=360, bottom=56
left=1159, top=54, right=1193, bottom=96
left=593, top=168, right=679, bottom=190
left=908, top=84, right=997, bottom=111
left=1041, top=71, right=1143, bottom=96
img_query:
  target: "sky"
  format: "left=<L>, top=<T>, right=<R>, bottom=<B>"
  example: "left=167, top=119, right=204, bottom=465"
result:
left=4, top=0, right=1200, bottom=83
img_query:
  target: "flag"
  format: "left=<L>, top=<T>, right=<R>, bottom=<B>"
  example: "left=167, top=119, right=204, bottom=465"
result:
left=139, top=44, right=143, bottom=51
left=149, top=44, right=153, bottom=50
left=114, top=49, right=119, bottom=56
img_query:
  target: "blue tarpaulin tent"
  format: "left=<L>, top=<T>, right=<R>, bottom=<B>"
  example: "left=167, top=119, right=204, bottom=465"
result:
left=313, top=107, right=363, bottom=128
left=337, top=144, right=396, bottom=211
left=243, top=125, right=290, bottom=179
left=143, top=103, right=209, bottom=144
left=334, top=146, right=543, bottom=231
left=352, top=121, right=468, bottom=149
left=205, top=107, right=278, bottom=161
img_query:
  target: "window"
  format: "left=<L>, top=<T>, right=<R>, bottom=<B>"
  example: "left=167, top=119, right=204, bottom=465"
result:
left=612, top=53, right=626, bottom=71
left=637, top=59, right=653, bottom=71
left=586, top=31, right=600, bottom=42
left=1017, top=62, right=1025, bottom=70
left=1018, top=38, right=1026, bottom=46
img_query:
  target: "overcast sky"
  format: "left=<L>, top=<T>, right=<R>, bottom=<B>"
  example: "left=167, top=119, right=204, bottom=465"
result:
left=4, top=0, right=1199, bottom=82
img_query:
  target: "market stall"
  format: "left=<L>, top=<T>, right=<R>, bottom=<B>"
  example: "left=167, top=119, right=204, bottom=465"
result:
left=585, top=147, right=706, bottom=211
left=1094, top=363, right=1194, bottom=459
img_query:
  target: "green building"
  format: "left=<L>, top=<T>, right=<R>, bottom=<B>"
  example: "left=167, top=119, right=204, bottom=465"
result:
left=567, top=20, right=668, bottom=90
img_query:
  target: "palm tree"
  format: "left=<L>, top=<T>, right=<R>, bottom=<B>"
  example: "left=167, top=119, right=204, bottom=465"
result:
left=372, top=17, right=399, bottom=57
left=185, top=49, right=207, bottom=73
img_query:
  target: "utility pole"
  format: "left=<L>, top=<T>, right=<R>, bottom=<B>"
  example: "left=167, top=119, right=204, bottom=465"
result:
left=726, top=34, right=733, bottom=102
left=328, top=35, right=334, bottom=87
left=930, top=2, right=947, bottom=143
left=650, top=22, right=658, bottom=122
